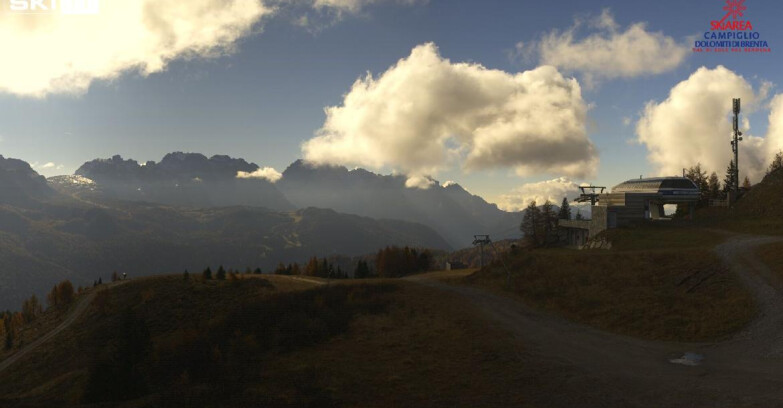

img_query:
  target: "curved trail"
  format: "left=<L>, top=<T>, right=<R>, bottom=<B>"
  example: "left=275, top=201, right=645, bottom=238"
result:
left=0, top=282, right=125, bottom=376
left=408, top=234, right=783, bottom=407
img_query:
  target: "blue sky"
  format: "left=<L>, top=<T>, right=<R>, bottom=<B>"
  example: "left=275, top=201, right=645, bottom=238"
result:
left=0, top=0, right=781, bottom=209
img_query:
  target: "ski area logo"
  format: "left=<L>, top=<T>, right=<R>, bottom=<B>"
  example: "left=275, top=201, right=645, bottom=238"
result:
left=713, top=0, right=748, bottom=30
left=4, top=0, right=99, bottom=15
left=694, top=0, right=771, bottom=53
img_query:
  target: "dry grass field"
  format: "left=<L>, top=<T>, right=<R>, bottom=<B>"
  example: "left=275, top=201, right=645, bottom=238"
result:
left=467, top=224, right=756, bottom=342
left=0, top=275, right=532, bottom=407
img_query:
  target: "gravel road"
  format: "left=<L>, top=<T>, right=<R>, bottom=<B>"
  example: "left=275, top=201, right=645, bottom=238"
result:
left=410, top=234, right=783, bottom=407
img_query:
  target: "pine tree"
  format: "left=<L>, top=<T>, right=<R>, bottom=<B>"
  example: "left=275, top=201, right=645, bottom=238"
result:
left=768, top=150, right=783, bottom=175
left=274, top=262, right=287, bottom=275
left=216, top=265, right=226, bottom=280
left=203, top=267, right=213, bottom=280
left=520, top=200, right=542, bottom=245
left=354, top=260, right=370, bottom=279
left=723, top=159, right=737, bottom=195
left=320, top=258, right=329, bottom=278
left=686, top=163, right=709, bottom=204
left=254, top=267, right=262, bottom=275
left=742, top=176, right=751, bottom=189
left=575, top=209, right=584, bottom=220
left=708, top=171, right=721, bottom=199
left=541, top=200, right=558, bottom=245
left=558, top=197, right=572, bottom=220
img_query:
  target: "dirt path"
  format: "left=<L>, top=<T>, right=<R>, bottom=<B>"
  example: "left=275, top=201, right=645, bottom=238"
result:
left=0, top=281, right=126, bottom=376
left=409, top=234, right=783, bottom=407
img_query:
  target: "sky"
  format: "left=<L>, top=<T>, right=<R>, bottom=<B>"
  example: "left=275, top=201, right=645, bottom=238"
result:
left=0, top=0, right=782, bottom=210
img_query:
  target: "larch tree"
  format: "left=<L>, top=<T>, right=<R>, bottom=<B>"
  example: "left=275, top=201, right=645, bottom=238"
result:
left=742, top=176, right=751, bottom=189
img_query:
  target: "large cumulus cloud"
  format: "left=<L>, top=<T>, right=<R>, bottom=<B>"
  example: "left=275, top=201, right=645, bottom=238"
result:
left=302, top=42, right=598, bottom=185
left=636, top=66, right=783, bottom=183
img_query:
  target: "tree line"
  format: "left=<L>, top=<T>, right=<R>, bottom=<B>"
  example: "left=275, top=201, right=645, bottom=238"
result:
left=193, top=247, right=433, bottom=281
left=2, top=279, right=77, bottom=350
left=520, top=198, right=576, bottom=246
left=684, top=152, right=782, bottom=206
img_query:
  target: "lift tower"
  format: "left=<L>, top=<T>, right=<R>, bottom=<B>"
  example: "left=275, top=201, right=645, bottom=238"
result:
left=731, top=98, right=743, bottom=193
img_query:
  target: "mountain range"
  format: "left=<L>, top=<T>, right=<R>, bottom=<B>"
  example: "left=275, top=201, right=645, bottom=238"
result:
left=2, top=153, right=487, bottom=310
left=70, top=154, right=521, bottom=248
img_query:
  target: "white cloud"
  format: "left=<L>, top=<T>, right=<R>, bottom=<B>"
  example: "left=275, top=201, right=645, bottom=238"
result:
left=532, top=9, right=688, bottom=84
left=404, top=175, right=436, bottom=190
left=0, top=0, right=272, bottom=97
left=636, top=66, right=782, bottom=183
left=312, top=0, right=423, bottom=13
left=302, top=42, right=598, bottom=182
left=237, top=167, right=283, bottom=183
left=496, top=177, right=581, bottom=212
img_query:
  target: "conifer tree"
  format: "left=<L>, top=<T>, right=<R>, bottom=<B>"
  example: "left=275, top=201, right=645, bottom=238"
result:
left=558, top=197, right=571, bottom=220
left=541, top=200, right=558, bottom=244
left=768, top=150, right=783, bottom=175
left=520, top=200, right=541, bottom=244
left=216, top=265, right=227, bottom=280
left=708, top=171, right=721, bottom=199
left=723, top=159, right=737, bottom=195
left=354, top=260, right=370, bottom=279
left=274, top=262, right=287, bottom=275
left=742, top=176, right=751, bottom=189
left=203, top=267, right=213, bottom=280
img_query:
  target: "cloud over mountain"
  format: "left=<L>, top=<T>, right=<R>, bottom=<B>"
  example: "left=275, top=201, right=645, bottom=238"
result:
left=497, top=177, right=581, bottom=212
left=636, top=66, right=783, bottom=183
left=237, top=167, right=283, bottom=183
left=302, top=42, right=598, bottom=185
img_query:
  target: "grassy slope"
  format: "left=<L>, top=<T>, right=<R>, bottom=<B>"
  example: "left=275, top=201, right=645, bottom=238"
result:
left=695, top=167, right=783, bottom=235
left=467, top=224, right=756, bottom=342
left=0, top=275, right=529, bottom=408
left=755, top=242, right=783, bottom=285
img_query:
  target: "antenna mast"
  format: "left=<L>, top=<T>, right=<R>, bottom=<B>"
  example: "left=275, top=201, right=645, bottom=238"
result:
left=731, top=98, right=743, bottom=193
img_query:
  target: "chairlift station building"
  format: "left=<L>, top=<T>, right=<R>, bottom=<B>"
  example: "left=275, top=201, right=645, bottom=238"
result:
left=560, top=177, right=700, bottom=247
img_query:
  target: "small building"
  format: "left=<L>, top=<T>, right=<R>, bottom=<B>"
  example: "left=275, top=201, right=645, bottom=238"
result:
left=445, top=260, right=467, bottom=270
left=559, top=177, right=700, bottom=247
